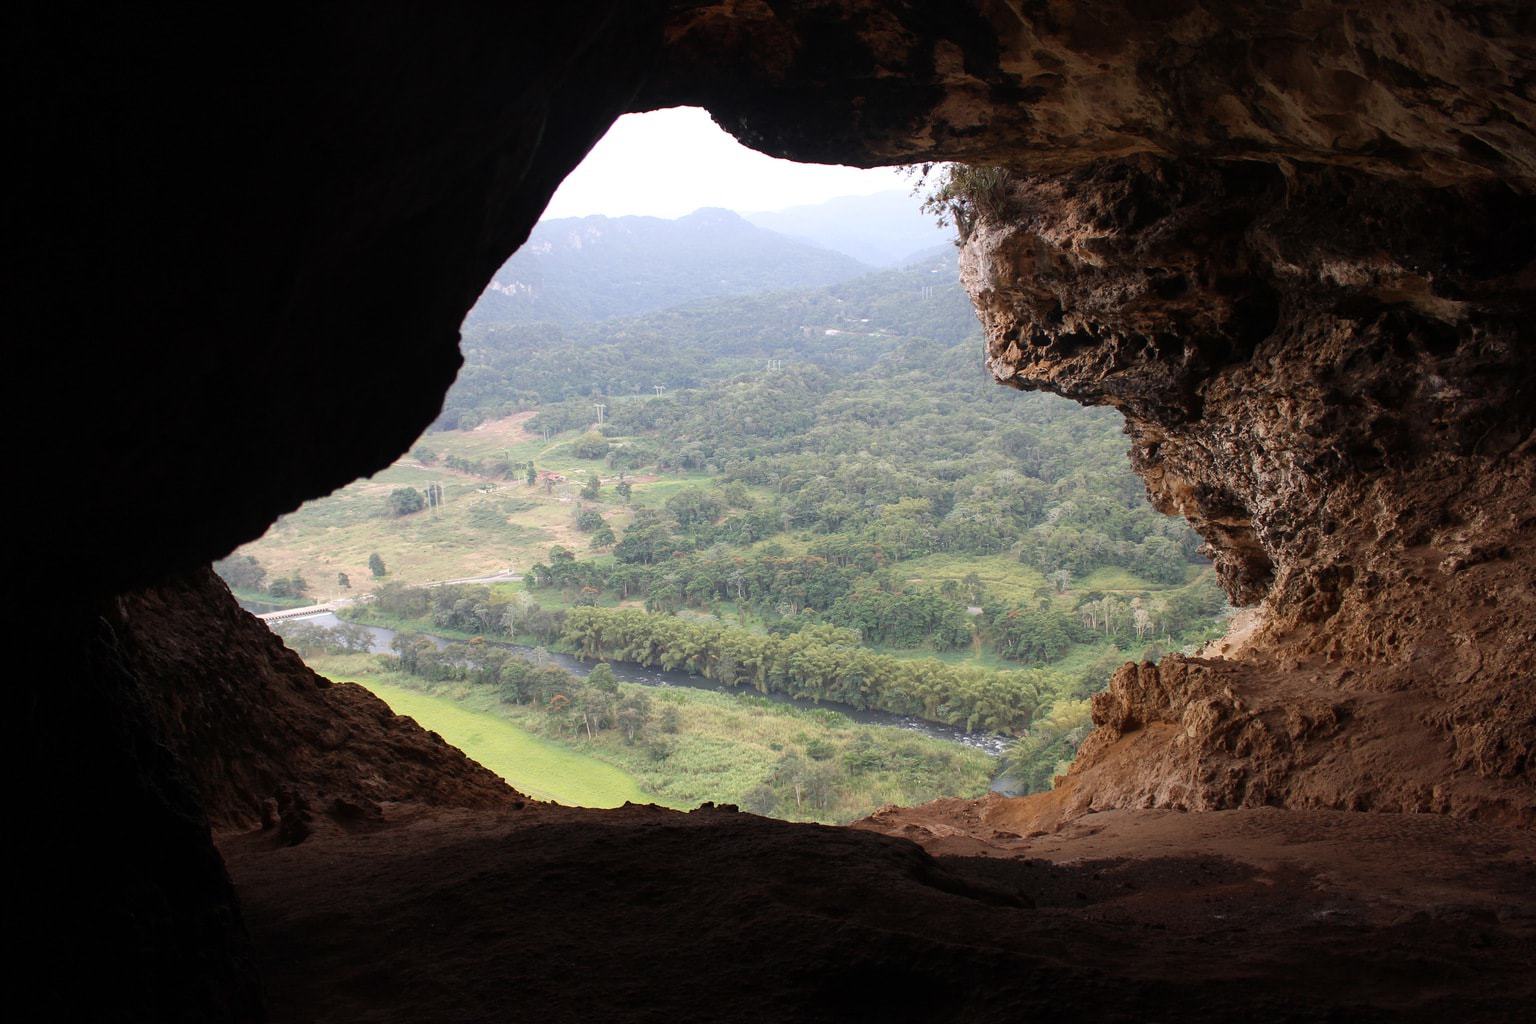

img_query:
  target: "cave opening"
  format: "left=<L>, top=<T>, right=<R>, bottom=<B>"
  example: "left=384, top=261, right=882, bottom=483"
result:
left=14, top=6, right=1535, bottom=1023
left=231, top=105, right=1230, bottom=823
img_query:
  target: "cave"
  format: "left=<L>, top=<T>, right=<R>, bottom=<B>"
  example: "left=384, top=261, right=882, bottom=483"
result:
left=13, top=3, right=1534, bottom=1022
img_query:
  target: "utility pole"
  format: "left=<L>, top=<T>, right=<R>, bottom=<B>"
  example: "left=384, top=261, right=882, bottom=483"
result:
left=653, top=385, right=665, bottom=396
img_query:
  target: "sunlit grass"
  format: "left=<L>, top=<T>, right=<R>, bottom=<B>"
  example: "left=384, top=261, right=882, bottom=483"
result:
left=1076, top=566, right=1158, bottom=592
left=900, top=552, right=1049, bottom=603
left=304, top=652, right=992, bottom=825
left=315, top=655, right=656, bottom=807
left=234, top=415, right=664, bottom=595
left=502, top=684, right=995, bottom=824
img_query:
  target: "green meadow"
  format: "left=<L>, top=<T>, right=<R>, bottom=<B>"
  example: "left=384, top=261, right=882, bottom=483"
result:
left=327, top=661, right=656, bottom=807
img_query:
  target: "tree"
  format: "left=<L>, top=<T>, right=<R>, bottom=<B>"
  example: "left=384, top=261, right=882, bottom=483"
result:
left=742, top=784, right=777, bottom=816
left=615, top=691, right=652, bottom=743
left=213, top=554, right=266, bottom=592
left=337, top=572, right=350, bottom=589
left=587, top=662, right=619, bottom=693
left=1133, top=602, right=1154, bottom=641
left=267, top=573, right=308, bottom=600
left=574, top=432, right=610, bottom=459
left=590, top=523, right=616, bottom=549
left=368, top=552, right=387, bottom=578
left=615, top=479, right=632, bottom=502
left=385, top=487, right=425, bottom=517
left=580, top=472, right=601, bottom=500
left=526, top=463, right=537, bottom=486
left=665, top=487, right=724, bottom=529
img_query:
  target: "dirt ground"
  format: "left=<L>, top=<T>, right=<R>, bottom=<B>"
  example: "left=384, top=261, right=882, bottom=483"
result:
left=221, top=802, right=1536, bottom=1023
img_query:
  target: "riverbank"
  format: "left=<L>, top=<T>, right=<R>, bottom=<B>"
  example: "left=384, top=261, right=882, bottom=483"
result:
left=302, top=648, right=996, bottom=824
left=267, top=606, right=1012, bottom=756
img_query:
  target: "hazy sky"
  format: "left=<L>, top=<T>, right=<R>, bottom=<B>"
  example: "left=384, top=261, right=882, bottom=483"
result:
left=541, top=107, right=910, bottom=220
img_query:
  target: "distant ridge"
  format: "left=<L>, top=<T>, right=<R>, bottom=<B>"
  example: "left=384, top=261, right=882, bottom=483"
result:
left=467, top=208, right=870, bottom=324
left=744, top=190, right=951, bottom=266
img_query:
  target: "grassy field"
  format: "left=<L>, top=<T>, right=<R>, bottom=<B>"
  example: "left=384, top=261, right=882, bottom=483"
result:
left=234, top=414, right=691, bottom=599
left=506, top=685, right=995, bottom=823
left=305, top=653, right=993, bottom=824
left=312, top=655, right=655, bottom=807
left=900, top=552, right=1050, bottom=604
left=410, top=411, right=547, bottom=462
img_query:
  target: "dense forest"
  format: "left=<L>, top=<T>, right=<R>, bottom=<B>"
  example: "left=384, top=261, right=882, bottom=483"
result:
left=441, top=250, right=974, bottom=429
left=282, top=622, right=996, bottom=823
left=372, top=248, right=1224, bottom=789
left=238, top=214, right=1231, bottom=799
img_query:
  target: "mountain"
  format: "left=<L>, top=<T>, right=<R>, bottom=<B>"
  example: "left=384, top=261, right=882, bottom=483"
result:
left=465, top=208, right=871, bottom=324
left=744, top=190, right=952, bottom=266
left=445, top=249, right=975, bottom=428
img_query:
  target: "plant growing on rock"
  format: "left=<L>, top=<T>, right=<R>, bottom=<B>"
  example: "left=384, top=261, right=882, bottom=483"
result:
left=910, top=163, right=1021, bottom=242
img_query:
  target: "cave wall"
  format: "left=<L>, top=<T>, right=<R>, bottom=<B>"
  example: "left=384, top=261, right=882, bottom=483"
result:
left=645, top=1, right=1536, bottom=825
left=12, top=3, right=672, bottom=597
left=958, top=156, right=1535, bottom=824
left=126, top=569, right=518, bottom=835
left=13, top=6, right=677, bottom=1019
left=9, top=2, right=1536, bottom=1018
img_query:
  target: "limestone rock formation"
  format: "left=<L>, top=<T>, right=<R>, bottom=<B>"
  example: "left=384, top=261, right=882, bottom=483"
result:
left=644, top=0, right=1536, bottom=828
left=123, top=569, right=519, bottom=834
left=650, top=0, right=1536, bottom=182
left=649, top=3, right=1534, bottom=828
left=954, top=152, right=1535, bottom=826
left=10, top=2, right=1536, bottom=1020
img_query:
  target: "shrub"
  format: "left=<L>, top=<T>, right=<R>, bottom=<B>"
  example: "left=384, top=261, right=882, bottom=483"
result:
left=385, top=487, right=425, bottom=517
left=915, top=163, right=1021, bottom=242
left=575, top=432, right=610, bottom=459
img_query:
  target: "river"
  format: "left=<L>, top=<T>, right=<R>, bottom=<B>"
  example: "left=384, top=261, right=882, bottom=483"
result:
left=259, top=607, right=1027, bottom=791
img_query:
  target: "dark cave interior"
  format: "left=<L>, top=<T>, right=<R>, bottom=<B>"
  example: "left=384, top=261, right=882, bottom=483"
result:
left=9, top=3, right=1535, bottom=1021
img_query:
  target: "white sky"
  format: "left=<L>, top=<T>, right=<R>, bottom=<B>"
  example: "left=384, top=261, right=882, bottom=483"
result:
left=540, top=107, right=909, bottom=220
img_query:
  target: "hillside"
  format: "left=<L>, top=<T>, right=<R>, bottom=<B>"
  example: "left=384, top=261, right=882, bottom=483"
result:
left=744, top=189, right=951, bottom=265
left=465, top=207, right=870, bottom=324
left=446, top=248, right=977, bottom=428
left=232, top=241, right=1228, bottom=801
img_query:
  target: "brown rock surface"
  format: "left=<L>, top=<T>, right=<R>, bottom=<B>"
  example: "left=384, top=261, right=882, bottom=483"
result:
left=953, top=152, right=1535, bottom=825
left=222, top=801, right=1536, bottom=1023
left=646, top=0, right=1536, bottom=830
left=651, top=1, right=1536, bottom=183
left=10, top=2, right=1536, bottom=1020
left=121, top=569, right=519, bottom=833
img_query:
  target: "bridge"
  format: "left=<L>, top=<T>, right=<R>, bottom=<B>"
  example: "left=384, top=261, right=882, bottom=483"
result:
left=252, top=570, right=521, bottom=625
left=256, top=603, right=337, bottom=623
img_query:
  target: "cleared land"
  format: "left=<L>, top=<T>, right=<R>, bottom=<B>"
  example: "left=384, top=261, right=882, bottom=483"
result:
left=238, top=419, right=649, bottom=599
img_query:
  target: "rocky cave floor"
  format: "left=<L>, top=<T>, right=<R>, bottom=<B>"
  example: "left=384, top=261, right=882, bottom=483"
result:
left=221, top=801, right=1536, bottom=1023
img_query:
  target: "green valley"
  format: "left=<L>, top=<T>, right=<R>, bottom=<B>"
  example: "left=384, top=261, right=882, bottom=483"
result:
left=299, top=647, right=995, bottom=824
left=231, top=241, right=1231, bottom=810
